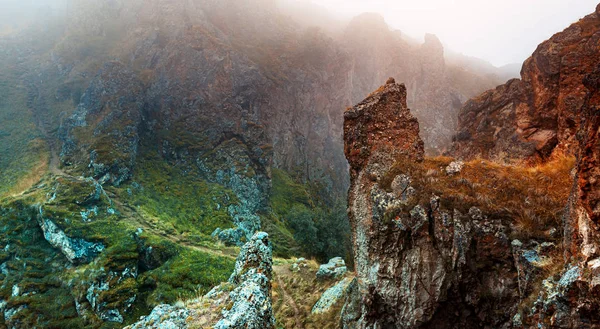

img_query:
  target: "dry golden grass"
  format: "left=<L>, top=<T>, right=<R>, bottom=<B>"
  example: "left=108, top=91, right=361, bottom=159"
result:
left=381, top=155, right=576, bottom=240
left=272, top=258, right=352, bottom=329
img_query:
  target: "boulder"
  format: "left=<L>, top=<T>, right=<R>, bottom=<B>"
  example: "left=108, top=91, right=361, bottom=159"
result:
left=316, top=257, right=347, bottom=280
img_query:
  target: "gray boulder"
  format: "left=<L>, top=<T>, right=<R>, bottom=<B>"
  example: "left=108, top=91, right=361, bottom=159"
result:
left=316, top=257, right=347, bottom=280
left=312, top=277, right=353, bottom=314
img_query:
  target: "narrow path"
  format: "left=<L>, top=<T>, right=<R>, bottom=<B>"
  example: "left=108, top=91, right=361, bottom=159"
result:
left=274, top=270, right=304, bottom=329
left=107, top=192, right=237, bottom=260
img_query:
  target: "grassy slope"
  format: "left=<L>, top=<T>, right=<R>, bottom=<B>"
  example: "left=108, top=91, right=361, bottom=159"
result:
left=0, top=58, right=48, bottom=197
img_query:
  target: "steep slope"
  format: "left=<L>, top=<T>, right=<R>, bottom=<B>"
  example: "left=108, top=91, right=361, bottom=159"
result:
left=452, top=5, right=600, bottom=163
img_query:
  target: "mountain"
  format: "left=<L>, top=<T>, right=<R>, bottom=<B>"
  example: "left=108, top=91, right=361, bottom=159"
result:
left=0, top=0, right=550, bottom=328
left=341, top=4, right=600, bottom=328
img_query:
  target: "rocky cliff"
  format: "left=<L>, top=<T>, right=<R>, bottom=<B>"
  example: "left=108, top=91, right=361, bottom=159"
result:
left=341, top=5, right=600, bottom=328
left=452, top=5, right=600, bottom=163
left=537, top=62, right=600, bottom=328
left=342, top=78, right=581, bottom=328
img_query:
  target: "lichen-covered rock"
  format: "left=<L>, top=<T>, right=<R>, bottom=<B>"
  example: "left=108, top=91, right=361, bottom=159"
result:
left=312, top=277, right=353, bottom=314
left=344, top=79, right=424, bottom=174
left=451, top=8, right=600, bottom=163
left=342, top=79, right=524, bottom=328
left=37, top=207, right=105, bottom=264
left=124, top=304, right=190, bottom=329
left=316, top=257, right=347, bottom=280
left=533, top=63, right=600, bottom=329
left=216, top=232, right=274, bottom=329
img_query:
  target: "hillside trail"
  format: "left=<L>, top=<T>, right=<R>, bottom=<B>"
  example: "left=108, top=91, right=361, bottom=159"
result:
left=274, top=265, right=304, bottom=329
left=105, top=190, right=237, bottom=260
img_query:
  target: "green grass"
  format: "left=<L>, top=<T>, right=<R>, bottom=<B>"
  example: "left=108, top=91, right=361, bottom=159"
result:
left=270, top=168, right=311, bottom=217
left=121, top=152, right=238, bottom=241
left=0, top=173, right=236, bottom=328
left=141, top=248, right=235, bottom=306
left=0, top=201, right=88, bottom=328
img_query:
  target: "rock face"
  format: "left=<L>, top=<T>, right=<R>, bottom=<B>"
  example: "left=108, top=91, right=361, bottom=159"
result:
left=566, top=63, right=600, bottom=263
left=37, top=211, right=105, bottom=264
left=342, top=79, right=568, bottom=328
left=217, top=232, right=274, bottom=329
left=60, top=61, right=144, bottom=186
left=312, top=277, right=353, bottom=315
left=452, top=8, right=600, bottom=162
left=535, top=63, right=600, bottom=328
left=344, top=79, right=424, bottom=174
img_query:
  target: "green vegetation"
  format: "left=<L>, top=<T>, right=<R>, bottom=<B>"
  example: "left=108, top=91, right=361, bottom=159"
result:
left=141, top=247, right=234, bottom=306
left=120, top=152, right=238, bottom=242
left=0, top=173, right=235, bottom=328
left=0, top=201, right=87, bottom=328
left=268, top=169, right=351, bottom=263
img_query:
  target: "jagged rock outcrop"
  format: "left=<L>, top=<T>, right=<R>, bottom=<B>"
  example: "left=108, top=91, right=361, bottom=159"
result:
left=216, top=232, right=274, bottom=329
left=341, top=79, right=574, bottom=328
left=566, top=63, right=600, bottom=263
left=452, top=7, right=600, bottom=163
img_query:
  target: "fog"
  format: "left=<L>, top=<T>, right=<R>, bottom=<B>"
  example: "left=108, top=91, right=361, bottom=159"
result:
left=2, top=0, right=597, bottom=66
left=293, top=0, right=599, bottom=66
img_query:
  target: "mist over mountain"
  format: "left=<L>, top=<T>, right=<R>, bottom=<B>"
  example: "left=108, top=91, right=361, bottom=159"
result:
left=0, top=1, right=598, bottom=328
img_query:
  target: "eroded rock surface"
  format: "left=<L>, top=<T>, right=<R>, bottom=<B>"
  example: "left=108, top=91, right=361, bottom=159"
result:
left=532, top=63, right=600, bottom=329
left=342, top=79, right=558, bottom=328
left=451, top=8, right=600, bottom=163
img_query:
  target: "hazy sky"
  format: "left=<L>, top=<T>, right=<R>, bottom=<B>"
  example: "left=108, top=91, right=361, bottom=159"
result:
left=305, top=0, right=598, bottom=66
